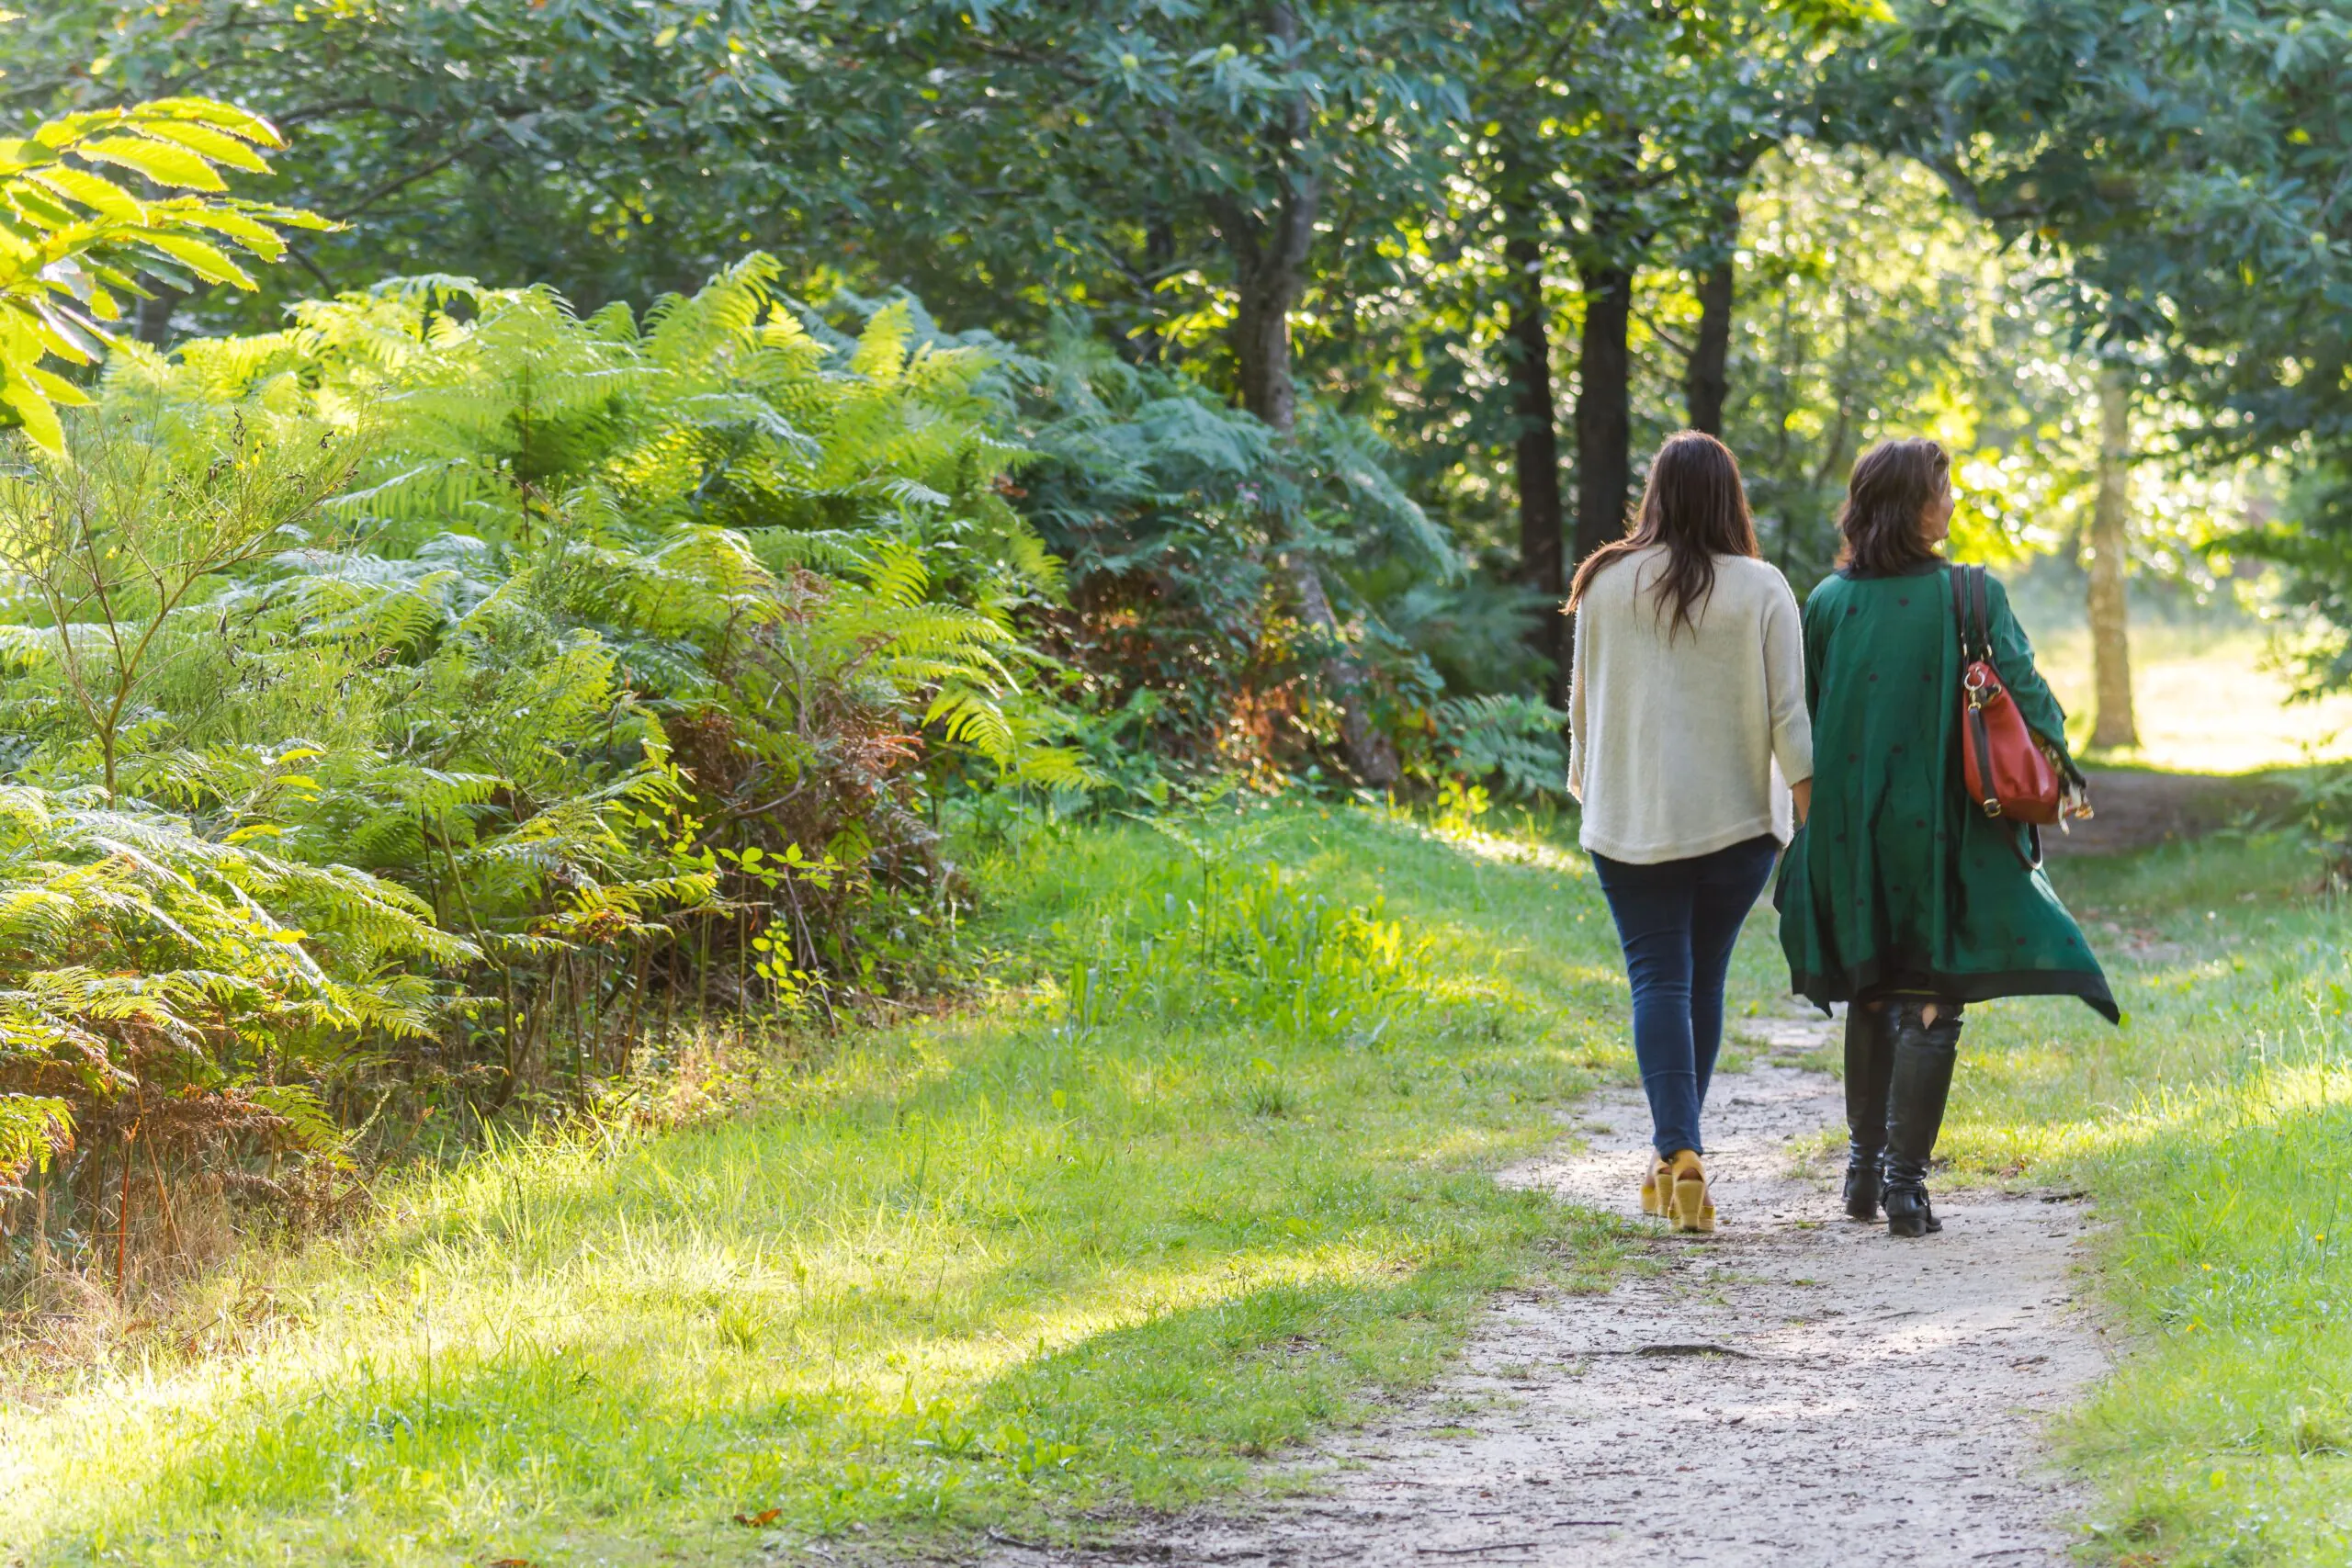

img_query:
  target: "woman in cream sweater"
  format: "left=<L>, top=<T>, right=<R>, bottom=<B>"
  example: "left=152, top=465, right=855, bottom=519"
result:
left=1566, top=431, right=1813, bottom=1233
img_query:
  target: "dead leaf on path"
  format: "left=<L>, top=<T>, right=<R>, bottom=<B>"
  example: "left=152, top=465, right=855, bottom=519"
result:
left=733, top=1507, right=783, bottom=1527
left=487, top=1559, right=535, bottom=1567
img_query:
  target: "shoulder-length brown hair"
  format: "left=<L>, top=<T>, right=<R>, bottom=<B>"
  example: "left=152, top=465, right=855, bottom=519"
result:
left=1566, top=429, right=1758, bottom=637
left=1838, top=438, right=1951, bottom=578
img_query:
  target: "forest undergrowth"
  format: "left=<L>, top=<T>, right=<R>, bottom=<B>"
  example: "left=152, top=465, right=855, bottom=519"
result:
left=0, top=799, right=1649, bottom=1566
left=0, top=250, right=1563, bottom=1315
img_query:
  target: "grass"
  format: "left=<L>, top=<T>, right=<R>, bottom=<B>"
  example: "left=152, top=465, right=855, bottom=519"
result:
left=25, top=761, right=2344, bottom=1568
left=1943, top=829, right=2352, bottom=1564
left=2033, top=625, right=2352, bottom=773
left=0, top=799, right=1660, bottom=1567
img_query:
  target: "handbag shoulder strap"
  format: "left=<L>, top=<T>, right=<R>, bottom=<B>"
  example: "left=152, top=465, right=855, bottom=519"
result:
left=1949, top=563, right=1992, bottom=662
left=1972, top=565, right=1993, bottom=662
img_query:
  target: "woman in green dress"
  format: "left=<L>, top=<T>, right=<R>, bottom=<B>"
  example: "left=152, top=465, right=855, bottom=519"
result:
left=1777, top=438, right=2117, bottom=1238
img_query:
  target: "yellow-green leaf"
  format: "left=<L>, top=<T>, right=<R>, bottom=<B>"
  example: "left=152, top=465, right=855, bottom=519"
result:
left=19, top=363, right=92, bottom=407
left=142, top=97, right=286, bottom=150
left=135, top=120, right=275, bottom=174
left=176, top=205, right=288, bottom=254
left=0, top=370, right=64, bottom=453
left=28, top=303, right=101, bottom=363
left=22, top=164, right=146, bottom=220
left=135, top=231, right=258, bottom=289
left=3, top=96, right=319, bottom=431
left=6, top=184, right=78, bottom=230
left=262, top=204, right=340, bottom=233
left=74, top=135, right=228, bottom=192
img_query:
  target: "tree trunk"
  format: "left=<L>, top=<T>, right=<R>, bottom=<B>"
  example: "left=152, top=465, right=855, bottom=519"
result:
left=1504, top=219, right=1566, bottom=702
left=2088, top=367, right=2138, bottom=750
left=134, top=280, right=186, bottom=348
left=1685, top=197, right=1737, bottom=435
left=1213, top=1, right=1398, bottom=787
left=1574, top=260, right=1634, bottom=564
left=1232, top=265, right=1300, bottom=441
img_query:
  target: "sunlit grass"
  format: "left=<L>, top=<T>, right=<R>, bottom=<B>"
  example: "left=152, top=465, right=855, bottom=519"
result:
left=2036, top=626, right=2352, bottom=773
left=0, top=803, right=1654, bottom=1567
left=1942, top=833, right=2352, bottom=1564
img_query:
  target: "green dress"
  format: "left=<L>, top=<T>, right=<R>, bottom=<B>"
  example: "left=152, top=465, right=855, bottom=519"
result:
left=1776, top=561, right=2119, bottom=1022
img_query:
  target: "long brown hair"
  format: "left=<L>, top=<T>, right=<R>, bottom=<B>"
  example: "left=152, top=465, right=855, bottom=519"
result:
left=1566, top=430, right=1759, bottom=636
left=1838, top=438, right=1951, bottom=577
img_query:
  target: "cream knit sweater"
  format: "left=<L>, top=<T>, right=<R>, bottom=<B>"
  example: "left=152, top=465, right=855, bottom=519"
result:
left=1566, top=547, right=1814, bottom=864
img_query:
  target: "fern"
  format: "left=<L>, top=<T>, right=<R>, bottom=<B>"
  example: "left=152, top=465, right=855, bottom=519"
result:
left=1431, top=694, right=1570, bottom=800
left=990, top=322, right=1473, bottom=780
left=0, top=1095, right=72, bottom=1189
left=0, top=252, right=1107, bottom=1212
left=0, top=784, right=462, bottom=1182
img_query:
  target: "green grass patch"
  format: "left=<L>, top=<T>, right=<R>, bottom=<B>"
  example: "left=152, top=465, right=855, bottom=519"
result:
left=2035, top=626, right=2352, bottom=773
left=1942, top=831, right=2352, bottom=1564
left=0, top=802, right=1645, bottom=1566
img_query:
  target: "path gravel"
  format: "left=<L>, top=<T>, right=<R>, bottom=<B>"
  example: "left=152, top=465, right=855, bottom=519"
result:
left=981, top=1011, right=2109, bottom=1568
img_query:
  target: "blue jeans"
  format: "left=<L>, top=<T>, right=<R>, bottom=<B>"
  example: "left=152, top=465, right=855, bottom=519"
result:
left=1591, top=835, right=1781, bottom=1159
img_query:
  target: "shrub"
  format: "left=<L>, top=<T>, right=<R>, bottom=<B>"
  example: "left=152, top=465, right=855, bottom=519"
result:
left=0, top=256, right=1087, bottom=1286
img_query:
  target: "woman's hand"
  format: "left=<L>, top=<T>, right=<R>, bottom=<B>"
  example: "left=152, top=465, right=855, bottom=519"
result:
left=1792, top=776, right=1813, bottom=826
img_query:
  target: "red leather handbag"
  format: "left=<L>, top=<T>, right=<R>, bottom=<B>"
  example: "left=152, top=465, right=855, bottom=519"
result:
left=1951, top=565, right=2062, bottom=829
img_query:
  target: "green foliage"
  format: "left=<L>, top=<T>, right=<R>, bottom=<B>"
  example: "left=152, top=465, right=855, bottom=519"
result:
left=1047, top=817, right=1436, bottom=1045
left=0, top=781, right=461, bottom=1196
left=825, top=0, right=1509, bottom=390
left=1007, top=328, right=1475, bottom=783
left=8, top=1, right=1510, bottom=357
left=1421, top=694, right=1566, bottom=800
left=1483, top=0, right=1869, bottom=277
left=0, top=392, right=356, bottom=797
left=2286, top=759, right=2352, bottom=888
left=5, top=0, right=831, bottom=325
left=2227, top=484, right=2352, bottom=694
left=5, top=11, right=2351, bottom=1564
left=0, top=96, right=327, bottom=449
left=1844, top=0, right=2352, bottom=674
left=1721, top=144, right=2099, bottom=588
left=0, top=254, right=1092, bottom=1234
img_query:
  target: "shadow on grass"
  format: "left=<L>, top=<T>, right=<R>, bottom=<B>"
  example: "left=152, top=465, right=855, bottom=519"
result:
left=26, top=1194, right=1635, bottom=1564
left=11, top=803, right=1653, bottom=1565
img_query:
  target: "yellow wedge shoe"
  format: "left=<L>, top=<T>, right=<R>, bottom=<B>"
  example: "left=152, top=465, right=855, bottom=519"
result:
left=1667, top=1150, right=1715, bottom=1235
left=1639, top=1156, right=1673, bottom=1217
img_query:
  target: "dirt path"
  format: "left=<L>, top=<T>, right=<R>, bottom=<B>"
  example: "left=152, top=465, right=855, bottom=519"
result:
left=985, top=1013, right=2108, bottom=1568
left=2043, top=767, right=2290, bottom=857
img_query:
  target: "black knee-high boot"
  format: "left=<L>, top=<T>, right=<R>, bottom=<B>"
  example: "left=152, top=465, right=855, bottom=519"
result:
left=1882, top=999, right=1963, bottom=1238
left=1842, top=1003, right=1894, bottom=1220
